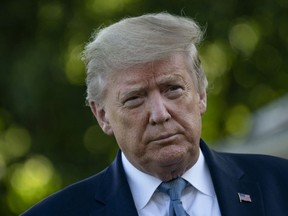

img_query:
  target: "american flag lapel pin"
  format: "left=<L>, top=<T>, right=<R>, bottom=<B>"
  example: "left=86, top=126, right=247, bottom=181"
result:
left=238, top=192, right=252, bottom=203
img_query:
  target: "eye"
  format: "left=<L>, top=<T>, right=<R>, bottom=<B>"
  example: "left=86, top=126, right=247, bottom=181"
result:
left=165, top=85, right=184, bottom=98
left=123, top=95, right=144, bottom=108
left=169, top=85, right=182, bottom=91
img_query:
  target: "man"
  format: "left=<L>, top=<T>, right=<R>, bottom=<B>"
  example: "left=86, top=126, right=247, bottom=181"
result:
left=22, top=12, right=288, bottom=216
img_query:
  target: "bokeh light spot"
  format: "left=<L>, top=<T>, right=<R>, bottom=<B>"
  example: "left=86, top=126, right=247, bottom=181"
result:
left=229, top=20, right=260, bottom=57
left=201, top=41, right=232, bottom=79
left=225, top=104, right=251, bottom=137
left=85, top=0, right=138, bottom=15
left=0, top=125, right=31, bottom=161
left=64, top=44, right=85, bottom=85
left=7, top=155, right=61, bottom=214
left=0, top=155, right=6, bottom=179
left=200, top=41, right=233, bottom=94
left=38, top=2, right=63, bottom=22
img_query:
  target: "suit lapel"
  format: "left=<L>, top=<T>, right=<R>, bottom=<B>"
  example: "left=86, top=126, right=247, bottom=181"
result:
left=90, top=151, right=138, bottom=216
left=200, top=140, right=265, bottom=216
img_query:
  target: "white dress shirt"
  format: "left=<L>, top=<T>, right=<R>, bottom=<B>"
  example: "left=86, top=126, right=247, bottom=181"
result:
left=122, top=149, right=222, bottom=216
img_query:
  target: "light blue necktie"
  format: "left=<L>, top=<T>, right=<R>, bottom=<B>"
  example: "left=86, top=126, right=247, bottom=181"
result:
left=158, top=177, right=190, bottom=216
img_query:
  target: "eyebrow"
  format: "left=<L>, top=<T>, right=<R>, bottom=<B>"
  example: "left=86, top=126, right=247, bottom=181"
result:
left=118, top=85, right=147, bottom=102
left=156, top=74, right=186, bottom=86
left=118, top=73, right=186, bottom=100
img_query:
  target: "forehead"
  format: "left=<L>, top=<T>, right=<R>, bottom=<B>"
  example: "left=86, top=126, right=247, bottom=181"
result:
left=109, top=53, right=191, bottom=86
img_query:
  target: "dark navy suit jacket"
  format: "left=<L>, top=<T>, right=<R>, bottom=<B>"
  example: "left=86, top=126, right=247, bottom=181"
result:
left=21, top=140, right=288, bottom=216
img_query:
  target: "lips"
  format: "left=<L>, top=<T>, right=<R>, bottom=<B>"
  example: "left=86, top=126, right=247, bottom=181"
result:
left=149, top=133, right=179, bottom=144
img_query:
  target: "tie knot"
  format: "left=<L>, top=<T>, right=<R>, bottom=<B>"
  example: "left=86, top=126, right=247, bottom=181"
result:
left=158, top=177, right=187, bottom=201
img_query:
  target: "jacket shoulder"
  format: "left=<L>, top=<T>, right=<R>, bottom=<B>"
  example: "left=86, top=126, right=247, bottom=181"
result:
left=215, top=150, right=288, bottom=181
left=218, top=151, right=288, bottom=169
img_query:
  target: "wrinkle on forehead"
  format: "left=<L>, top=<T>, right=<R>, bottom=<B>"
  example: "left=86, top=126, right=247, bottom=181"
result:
left=115, top=52, right=187, bottom=75
left=123, top=55, right=188, bottom=80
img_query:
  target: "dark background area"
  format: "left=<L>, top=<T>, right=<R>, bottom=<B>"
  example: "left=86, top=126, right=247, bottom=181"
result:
left=1, top=0, right=288, bottom=215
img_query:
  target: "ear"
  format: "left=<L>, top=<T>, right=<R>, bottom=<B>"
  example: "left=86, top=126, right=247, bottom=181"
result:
left=198, top=91, right=207, bottom=115
left=89, top=101, right=114, bottom=136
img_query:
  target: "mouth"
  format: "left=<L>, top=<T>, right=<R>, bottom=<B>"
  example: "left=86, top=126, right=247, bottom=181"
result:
left=149, top=133, right=179, bottom=144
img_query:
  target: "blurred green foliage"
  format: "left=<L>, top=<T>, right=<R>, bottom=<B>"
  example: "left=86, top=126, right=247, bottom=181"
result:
left=1, top=0, right=288, bottom=215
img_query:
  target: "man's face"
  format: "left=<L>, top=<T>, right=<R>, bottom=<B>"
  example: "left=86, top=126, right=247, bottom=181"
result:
left=90, top=53, right=207, bottom=181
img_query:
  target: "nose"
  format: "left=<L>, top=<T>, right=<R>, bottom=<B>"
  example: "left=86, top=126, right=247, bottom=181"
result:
left=148, top=93, right=171, bottom=125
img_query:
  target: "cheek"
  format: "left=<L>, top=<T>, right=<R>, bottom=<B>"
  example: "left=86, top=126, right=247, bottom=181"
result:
left=183, top=114, right=202, bottom=134
left=108, top=109, right=134, bottom=132
left=174, top=100, right=202, bottom=134
left=110, top=112, right=146, bottom=148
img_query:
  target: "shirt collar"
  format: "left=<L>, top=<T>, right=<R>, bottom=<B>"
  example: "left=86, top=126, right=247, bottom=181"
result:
left=122, top=152, right=161, bottom=210
left=182, top=149, right=215, bottom=197
left=121, top=149, right=215, bottom=210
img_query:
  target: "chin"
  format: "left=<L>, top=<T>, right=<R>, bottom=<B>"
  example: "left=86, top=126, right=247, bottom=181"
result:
left=157, top=154, right=188, bottom=174
left=157, top=145, right=189, bottom=164
left=155, top=149, right=196, bottom=179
